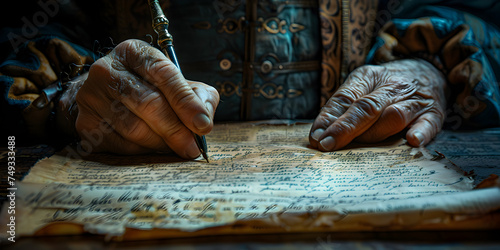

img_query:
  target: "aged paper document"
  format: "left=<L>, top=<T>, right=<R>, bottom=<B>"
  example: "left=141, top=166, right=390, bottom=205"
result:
left=1, top=122, right=500, bottom=240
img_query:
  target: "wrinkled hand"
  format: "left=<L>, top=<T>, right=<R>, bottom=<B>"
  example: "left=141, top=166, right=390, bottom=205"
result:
left=309, top=59, right=447, bottom=151
left=74, top=39, right=219, bottom=158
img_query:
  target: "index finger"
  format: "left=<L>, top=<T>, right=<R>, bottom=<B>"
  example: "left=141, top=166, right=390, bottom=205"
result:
left=112, top=39, right=213, bottom=135
left=309, top=68, right=379, bottom=149
left=314, top=90, right=395, bottom=151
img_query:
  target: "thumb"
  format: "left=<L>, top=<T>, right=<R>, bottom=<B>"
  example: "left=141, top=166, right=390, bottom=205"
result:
left=406, top=111, right=443, bottom=147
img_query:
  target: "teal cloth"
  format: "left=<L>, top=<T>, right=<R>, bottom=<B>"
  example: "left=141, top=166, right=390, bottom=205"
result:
left=167, top=0, right=322, bottom=121
left=371, top=0, right=500, bottom=128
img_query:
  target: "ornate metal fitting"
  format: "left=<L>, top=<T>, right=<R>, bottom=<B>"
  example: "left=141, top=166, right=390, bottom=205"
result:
left=149, top=0, right=173, bottom=46
left=261, top=60, right=273, bottom=74
left=217, top=17, right=247, bottom=34
left=257, top=17, right=305, bottom=34
left=216, top=16, right=305, bottom=35
left=220, top=59, right=232, bottom=71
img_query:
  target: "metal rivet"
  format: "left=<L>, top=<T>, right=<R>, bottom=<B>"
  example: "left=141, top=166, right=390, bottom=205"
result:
left=261, top=60, right=273, bottom=74
left=220, top=59, right=231, bottom=71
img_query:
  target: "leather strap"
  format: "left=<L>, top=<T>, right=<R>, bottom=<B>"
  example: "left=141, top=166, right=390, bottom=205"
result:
left=241, top=0, right=258, bottom=120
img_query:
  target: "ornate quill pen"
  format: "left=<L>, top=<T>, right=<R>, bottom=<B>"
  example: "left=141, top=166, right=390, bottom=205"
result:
left=148, top=0, right=209, bottom=162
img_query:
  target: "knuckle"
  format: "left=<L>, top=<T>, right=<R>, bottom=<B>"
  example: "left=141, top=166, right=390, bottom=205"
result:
left=384, top=106, right=410, bottom=131
left=150, top=63, right=196, bottom=108
left=162, top=120, right=190, bottom=145
left=353, top=97, right=382, bottom=118
left=332, top=92, right=356, bottom=107
left=423, top=99, right=445, bottom=117
left=387, top=105, right=407, bottom=123
left=123, top=119, right=152, bottom=143
left=115, top=39, right=151, bottom=68
left=88, top=58, right=112, bottom=76
left=109, top=76, right=129, bottom=100
left=429, top=107, right=446, bottom=125
left=116, top=39, right=142, bottom=55
left=116, top=39, right=135, bottom=50
left=317, top=111, right=338, bottom=126
left=422, top=116, right=441, bottom=133
left=150, top=60, right=178, bottom=85
left=386, top=81, right=415, bottom=99
left=418, top=109, right=445, bottom=134
left=335, top=118, right=357, bottom=135
left=135, top=92, right=166, bottom=118
left=394, top=100, right=427, bottom=123
left=170, top=85, right=198, bottom=109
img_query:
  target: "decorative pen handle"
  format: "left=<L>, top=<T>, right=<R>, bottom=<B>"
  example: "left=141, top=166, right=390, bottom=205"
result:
left=148, top=0, right=172, bottom=48
left=148, top=0, right=209, bottom=162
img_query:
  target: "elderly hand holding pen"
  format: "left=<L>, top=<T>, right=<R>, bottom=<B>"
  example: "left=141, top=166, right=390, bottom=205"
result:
left=70, top=39, right=219, bottom=158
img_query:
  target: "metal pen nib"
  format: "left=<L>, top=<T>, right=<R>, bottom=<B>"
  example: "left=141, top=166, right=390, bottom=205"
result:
left=148, top=0, right=209, bottom=163
left=194, top=133, right=209, bottom=163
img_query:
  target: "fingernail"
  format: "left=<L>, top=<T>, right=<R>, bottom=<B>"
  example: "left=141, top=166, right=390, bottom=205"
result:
left=414, top=132, right=424, bottom=146
left=320, top=136, right=336, bottom=151
left=193, top=113, right=211, bottom=130
left=311, top=128, right=325, bottom=141
left=186, top=142, right=201, bottom=159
